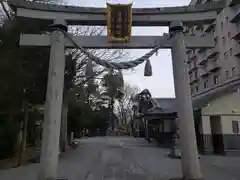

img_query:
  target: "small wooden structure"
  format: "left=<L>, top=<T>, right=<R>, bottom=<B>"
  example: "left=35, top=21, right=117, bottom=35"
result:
left=132, top=90, right=177, bottom=147
left=143, top=99, right=177, bottom=147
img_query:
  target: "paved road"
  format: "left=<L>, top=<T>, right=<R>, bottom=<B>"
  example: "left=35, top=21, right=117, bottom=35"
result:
left=0, top=137, right=240, bottom=180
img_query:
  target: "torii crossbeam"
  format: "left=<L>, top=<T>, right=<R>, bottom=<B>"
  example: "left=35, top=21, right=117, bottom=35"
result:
left=20, top=34, right=215, bottom=49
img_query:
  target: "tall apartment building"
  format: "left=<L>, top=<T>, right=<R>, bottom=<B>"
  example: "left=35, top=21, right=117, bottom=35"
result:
left=185, top=0, right=240, bottom=155
left=187, top=0, right=240, bottom=95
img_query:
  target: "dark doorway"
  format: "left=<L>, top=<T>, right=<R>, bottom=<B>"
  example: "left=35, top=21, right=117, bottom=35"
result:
left=194, top=110, right=204, bottom=154
left=195, top=121, right=204, bottom=154
left=210, top=116, right=225, bottom=155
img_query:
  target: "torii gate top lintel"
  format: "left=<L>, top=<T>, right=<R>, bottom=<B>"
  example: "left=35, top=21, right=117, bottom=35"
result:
left=9, top=0, right=225, bottom=49
left=8, top=0, right=226, bottom=26
left=9, top=0, right=224, bottom=15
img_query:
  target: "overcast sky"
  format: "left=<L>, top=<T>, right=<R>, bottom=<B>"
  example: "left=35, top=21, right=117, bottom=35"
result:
left=69, top=0, right=191, bottom=97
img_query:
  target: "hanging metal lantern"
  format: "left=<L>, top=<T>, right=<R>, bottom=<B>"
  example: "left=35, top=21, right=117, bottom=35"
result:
left=107, top=0, right=132, bottom=43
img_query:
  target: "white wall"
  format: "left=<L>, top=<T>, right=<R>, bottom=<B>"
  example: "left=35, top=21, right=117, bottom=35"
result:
left=202, top=91, right=240, bottom=115
left=201, top=91, right=240, bottom=134
left=221, top=116, right=240, bottom=134
left=201, top=115, right=211, bottom=134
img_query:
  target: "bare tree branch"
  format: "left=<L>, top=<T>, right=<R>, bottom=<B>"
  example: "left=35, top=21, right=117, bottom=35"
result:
left=115, top=83, right=140, bottom=123
left=75, top=69, right=105, bottom=86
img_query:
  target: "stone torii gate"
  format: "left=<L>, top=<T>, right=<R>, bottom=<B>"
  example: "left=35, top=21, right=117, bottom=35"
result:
left=8, top=0, right=229, bottom=180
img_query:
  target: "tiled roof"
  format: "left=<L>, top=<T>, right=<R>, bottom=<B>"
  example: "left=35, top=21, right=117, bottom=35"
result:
left=146, top=98, right=176, bottom=114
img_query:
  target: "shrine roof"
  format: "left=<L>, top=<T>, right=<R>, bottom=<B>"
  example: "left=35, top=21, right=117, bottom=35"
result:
left=144, top=98, right=176, bottom=116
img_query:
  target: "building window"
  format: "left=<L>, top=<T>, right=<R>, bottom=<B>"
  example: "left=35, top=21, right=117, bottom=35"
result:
left=193, top=60, right=197, bottom=67
left=230, top=48, right=233, bottom=56
left=225, top=16, right=228, bottom=21
left=190, top=73, right=193, bottom=81
left=222, top=37, right=226, bottom=46
left=213, top=75, right=220, bottom=85
left=226, top=70, right=229, bottom=79
left=221, top=22, right=224, bottom=30
left=191, top=88, right=193, bottom=94
left=195, top=85, right=199, bottom=93
left=232, top=121, right=239, bottom=134
left=204, top=80, right=208, bottom=88
left=194, top=71, right=198, bottom=79
left=232, top=67, right=236, bottom=77
left=214, top=37, right=218, bottom=45
left=224, top=52, right=228, bottom=60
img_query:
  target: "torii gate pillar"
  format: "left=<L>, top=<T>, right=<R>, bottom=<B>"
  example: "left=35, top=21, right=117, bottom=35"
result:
left=38, top=19, right=67, bottom=180
left=170, top=21, right=202, bottom=180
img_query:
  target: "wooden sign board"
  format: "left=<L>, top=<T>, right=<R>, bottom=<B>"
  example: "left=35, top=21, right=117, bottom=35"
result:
left=107, top=2, right=132, bottom=43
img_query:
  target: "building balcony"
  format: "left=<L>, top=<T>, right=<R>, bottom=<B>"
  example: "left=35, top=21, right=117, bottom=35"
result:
left=189, top=53, right=197, bottom=60
left=205, top=47, right=219, bottom=59
left=232, top=24, right=240, bottom=40
left=207, top=59, right=220, bottom=72
left=189, top=65, right=198, bottom=73
left=202, top=0, right=212, bottom=4
left=194, top=26, right=203, bottom=37
left=199, top=67, right=209, bottom=77
left=186, top=49, right=191, bottom=54
left=198, top=47, right=218, bottom=65
left=197, top=47, right=207, bottom=54
left=204, top=23, right=216, bottom=33
left=198, top=58, right=208, bottom=66
left=233, top=44, right=240, bottom=57
left=230, top=5, right=240, bottom=23
left=190, top=75, right=199, bottom=84
left=201, top=24, right=216, bottom=39
left=198, top=54, right=208, bottom=65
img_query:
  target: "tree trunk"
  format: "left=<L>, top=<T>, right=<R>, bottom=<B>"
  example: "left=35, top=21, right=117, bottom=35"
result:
left=120, top=101, right=125, bottom=125
left=17, top=100, right=29, bottom=166
left=110, top=98, right=115, bottom=131
left=60, top=91, right=69, bottom=152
